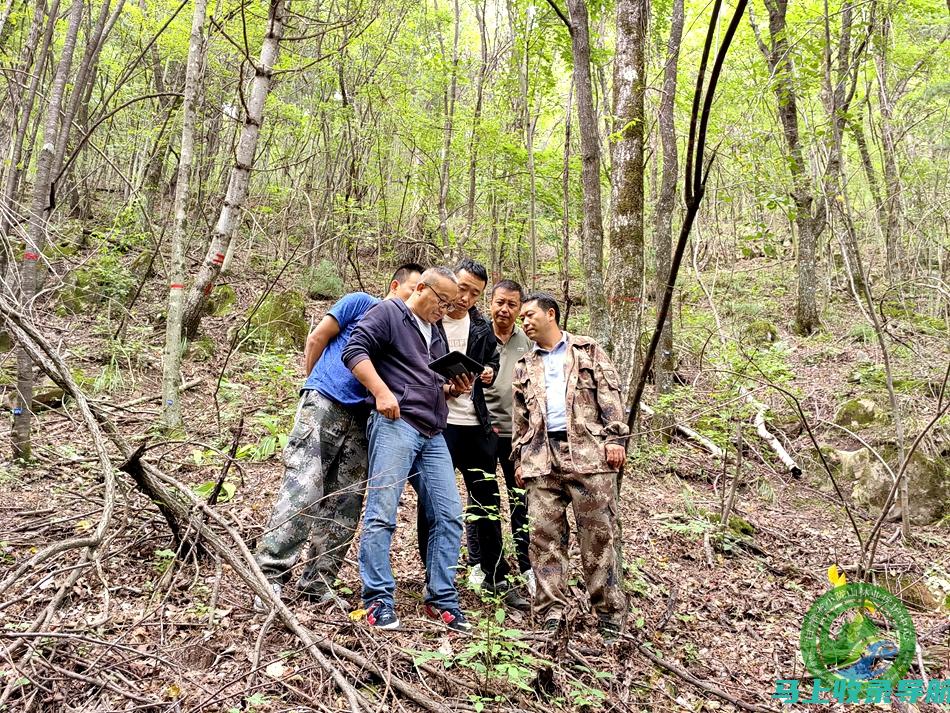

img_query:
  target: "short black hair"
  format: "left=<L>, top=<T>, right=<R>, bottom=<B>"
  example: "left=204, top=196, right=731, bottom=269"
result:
left=523, top=291, right=560, bottom=324
left=391, top=262, right=425, bottom=284
left=454, top=258, right=488, bottom=285
left=490, top=279, right=525, bottom=302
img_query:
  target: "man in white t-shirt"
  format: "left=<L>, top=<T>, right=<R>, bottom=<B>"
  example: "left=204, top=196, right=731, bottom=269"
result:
left=417, top=259, right=527, bottom=609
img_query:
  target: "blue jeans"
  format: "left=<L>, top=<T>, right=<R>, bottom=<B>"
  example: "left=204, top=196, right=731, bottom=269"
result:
left=359, top=413, right=463, bottom=609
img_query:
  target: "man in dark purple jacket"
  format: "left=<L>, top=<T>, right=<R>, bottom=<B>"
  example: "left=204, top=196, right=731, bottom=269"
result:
left=342, top=266, right=473, bottom=632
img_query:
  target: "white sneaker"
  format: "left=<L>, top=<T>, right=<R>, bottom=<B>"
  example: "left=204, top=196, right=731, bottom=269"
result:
left=253, top=582, right=282, bottom=612
left=466, top=565, right=485, bottom=590
left=525, top=569, right=537, bottom=597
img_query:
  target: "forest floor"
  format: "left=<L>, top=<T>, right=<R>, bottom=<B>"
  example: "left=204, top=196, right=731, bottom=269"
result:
left=1, top=250, right=949, bottom=712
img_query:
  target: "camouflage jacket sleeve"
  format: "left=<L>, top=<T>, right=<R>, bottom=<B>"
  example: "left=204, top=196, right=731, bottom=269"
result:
left=510, top=358, right=530, bottom=462
left=591, top=341, right=630, bottom=442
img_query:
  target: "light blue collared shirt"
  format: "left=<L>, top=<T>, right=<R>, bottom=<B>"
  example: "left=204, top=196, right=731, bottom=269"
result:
left=536, top=332, right=569, bottom=432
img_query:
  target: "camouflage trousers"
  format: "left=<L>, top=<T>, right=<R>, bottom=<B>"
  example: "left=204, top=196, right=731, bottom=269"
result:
left=255, top=390, right=368, bottom=595
left=526, top=438, right=624, bottom=625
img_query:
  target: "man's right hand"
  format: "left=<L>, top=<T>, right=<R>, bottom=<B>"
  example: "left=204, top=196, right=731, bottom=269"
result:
left=514, top=465, right=524, bottom=488
left=375, top=388, right=400, bottom=419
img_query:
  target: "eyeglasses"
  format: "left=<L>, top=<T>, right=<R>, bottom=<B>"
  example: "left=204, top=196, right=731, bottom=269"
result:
left=423, top=282, right=454, bottom=312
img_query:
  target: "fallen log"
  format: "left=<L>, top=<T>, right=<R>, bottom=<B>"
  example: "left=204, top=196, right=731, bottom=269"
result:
left=640, top=402, right=726, bottom=460
left=740, top=386, right=801, bottom=477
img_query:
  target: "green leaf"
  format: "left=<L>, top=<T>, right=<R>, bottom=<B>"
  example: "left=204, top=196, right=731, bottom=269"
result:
left=193, top=481, right=237, bottom=503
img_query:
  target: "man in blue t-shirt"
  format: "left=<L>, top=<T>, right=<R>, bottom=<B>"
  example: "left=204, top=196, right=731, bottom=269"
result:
left=253, top=263, right=424, bottom=611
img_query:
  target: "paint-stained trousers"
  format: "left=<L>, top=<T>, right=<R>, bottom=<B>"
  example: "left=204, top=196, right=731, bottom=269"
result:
left=527, top=438, right=624, bottom=625
left=256, top=390, right=368, bottom=595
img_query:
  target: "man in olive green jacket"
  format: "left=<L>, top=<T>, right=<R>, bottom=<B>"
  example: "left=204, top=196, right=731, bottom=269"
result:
left=511, top=292, right=629, bottom=640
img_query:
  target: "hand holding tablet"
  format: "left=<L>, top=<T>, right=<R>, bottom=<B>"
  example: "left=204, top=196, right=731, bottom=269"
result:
left=428, top=350, right=484, bottom=380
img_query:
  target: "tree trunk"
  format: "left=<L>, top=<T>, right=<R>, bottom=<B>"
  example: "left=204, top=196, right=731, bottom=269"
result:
left=0, top=0, right=45, bottom=196
left=180, top=0, right=287, bottom=338
left=875, top=16, right=903, bottom=278
left=51, top=0, right=124, bottom=190
left=11, top=0, right=84, bottom=461
left=607, top=0, right=647, bottom=392
left=463, top=0, right=488, bottom=247
left=524, top=85, right=538, bottom=290
left=561, top=79, right=573, bottom=325
left=436, top=0, right=460, bottom=254
left=753, top=0, right=826, bottom=335
left=848, top=110, right=883, bottom=220
left=565, top=0, right=607, bottom=342
left=821, top=0, right=864, bottom=292
left=0, top=0, right=16, bottom=47
left=0, top=0, right=61, bottom=265
left=653, top=0, right=683, bottom=433
left=161, top=0, right=207, bottom=432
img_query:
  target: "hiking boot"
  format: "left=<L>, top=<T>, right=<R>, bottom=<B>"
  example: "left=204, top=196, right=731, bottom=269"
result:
left=542, top=617, right=561, bottom=633
left=366, top=600, right=401, bottom=630
left=483, top=581, right=530, bottom=611
left=423, top=604, right=472, bottom=632
left=597, top=618, right=621, bottom=644
left=253, top=582, right=282, bottom=612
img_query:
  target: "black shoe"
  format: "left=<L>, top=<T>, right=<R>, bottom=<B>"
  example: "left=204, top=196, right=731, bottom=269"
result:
left=542, top=617, right=561, bottom=633
left=423, top=603, right=472, bottom=632
left=366, top=600, right=400, bottom=630
left=483, top=581, right=530, bottom=611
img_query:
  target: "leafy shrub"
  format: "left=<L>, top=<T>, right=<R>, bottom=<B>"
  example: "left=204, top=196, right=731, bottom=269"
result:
left=60, top=250, right=136, bottom=313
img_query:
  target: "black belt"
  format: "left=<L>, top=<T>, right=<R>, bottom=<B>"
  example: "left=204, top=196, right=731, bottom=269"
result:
left=547, top=431, right=568, bottom=442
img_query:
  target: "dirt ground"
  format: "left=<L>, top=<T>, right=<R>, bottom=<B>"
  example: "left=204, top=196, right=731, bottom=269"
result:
left=1, top=259, right=948, bottom=712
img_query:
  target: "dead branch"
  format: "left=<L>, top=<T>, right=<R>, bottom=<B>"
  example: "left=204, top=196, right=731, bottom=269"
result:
left=625, top=634, right=776, bottom=713
left=739, top=386, right=801, bottom=477
left=640, top=402, right=726, bottom=459
left=118, top=443, right=193, bottom=553
left=98, top=377, right=204, bottom=410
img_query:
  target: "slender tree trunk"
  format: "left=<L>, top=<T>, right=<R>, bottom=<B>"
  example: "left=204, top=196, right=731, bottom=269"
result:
left=0, top=0, right=46, bottom=197
left=653, top=0, right=683, bottom=434
left=0, top=0, right=60, bottom=260
left=51, top=0, right=124, bottom=186
left=753, top=0, right=826, bottom=335
left=436, top=0, right=460, bottom=254
left=161, top=0, right=207, bottom=432
left=11, top=0, right=84, bottom=461
left=875, top=16, right=903, bottom=278
left=565, top=0, right=607, bottom=342
left=463, top=0, right=488, bottom=246
left=607, top=0, right=647, bottom=392
left=562, top=79, right=573, bottom=324
left=821, top=0, right=864, bottom=292
left=0, top=0, right=16, bottom=46
left=525, top=124, right=538, bottom=291
left=181, top=0, right=287, bottom=338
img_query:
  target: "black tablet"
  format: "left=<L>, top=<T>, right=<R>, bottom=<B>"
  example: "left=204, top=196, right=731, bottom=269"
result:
left=428, top=350, right=484, bottom=380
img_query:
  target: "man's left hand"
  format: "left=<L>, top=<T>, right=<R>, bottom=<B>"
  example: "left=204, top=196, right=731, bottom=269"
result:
left=447, top=372, right=474, bottom=397
left=605, top=443, right=626, bottom=469
left=480, top=366, right=494, bottom=384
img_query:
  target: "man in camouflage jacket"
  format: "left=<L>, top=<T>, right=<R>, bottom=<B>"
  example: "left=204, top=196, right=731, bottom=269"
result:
left=511, top=292, right=629, bottom=640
